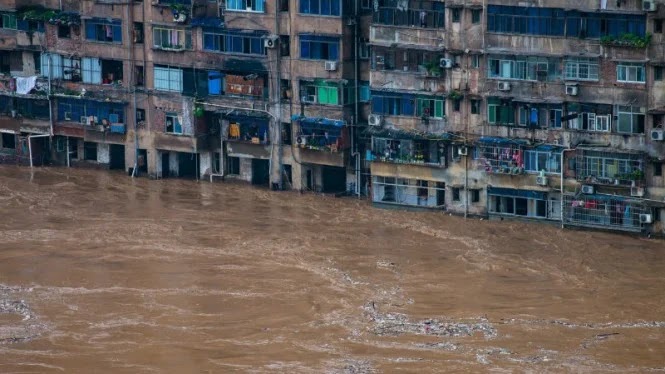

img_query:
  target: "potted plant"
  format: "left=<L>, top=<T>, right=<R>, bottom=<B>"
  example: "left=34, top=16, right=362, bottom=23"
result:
left=423, top=61, right=441, bottom=77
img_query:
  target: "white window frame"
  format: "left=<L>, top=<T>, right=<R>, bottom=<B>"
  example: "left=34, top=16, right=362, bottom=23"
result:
left=41, top=53, right=63, bottom=79
left=592, top=114, right=610, bottom=132
left=617, top=62, right=645, bottom=83
left=82, top=57, right=101, bottom=84
left=153, top=27, right=191, bottom=50
left=564, top=57, right=599, bottom=81
left=226, top=0, right=266, bottom=12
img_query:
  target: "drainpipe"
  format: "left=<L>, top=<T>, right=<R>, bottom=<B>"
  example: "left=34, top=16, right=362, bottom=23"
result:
left=560, top=148, right=574, bottom=229
left=275, top=2, right=283, bottom=189
left=464, top=148, right=468, bottom=218
left=352, top=0, right=361, bottom=197
left=66, top=136, right=70, bottom=167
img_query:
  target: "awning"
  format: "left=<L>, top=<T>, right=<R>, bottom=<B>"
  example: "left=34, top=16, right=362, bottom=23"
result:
left=477, top=136, right=529, bottom=145
left=224, top=112, right=270, bottom=125
left=368, top=126, right=451, bottom=141
left=533, top=144, right=564, bottom=152
left=291, top=115, right=345, bottom=128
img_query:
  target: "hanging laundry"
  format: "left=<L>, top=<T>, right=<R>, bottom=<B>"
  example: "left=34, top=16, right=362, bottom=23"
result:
left=105, top=25, right=113, bottom=39
left=15, top=76, right=37, bottom=95
left=396, top=0, right=408, bottom=11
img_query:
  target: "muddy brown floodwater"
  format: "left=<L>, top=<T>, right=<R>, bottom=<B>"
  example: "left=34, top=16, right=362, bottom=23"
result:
left=0, top=165, right=664, bottom=373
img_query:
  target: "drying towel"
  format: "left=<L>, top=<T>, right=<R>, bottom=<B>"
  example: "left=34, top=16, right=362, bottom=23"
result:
left=16, top=76, right=37, bottom=95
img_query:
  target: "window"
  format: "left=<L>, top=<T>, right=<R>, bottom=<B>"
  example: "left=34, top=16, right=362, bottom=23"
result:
left=153, top=27, right=192, bottom=50
left=488, top=55, right=558, bottom=81
left=300, top=80, right=341, bottom=105
left=300, top=35, right=339, bottom=60
left=0, top=13, right=17, bottom=30
left=282, top=122, right=292, bottom=145
left=133, top=22, right=144, bottom=43
left=452, top=8, right=461, bottom=23
left=487, top=100, right=515, bottom=125
left=617, top=62, right=645, bottom=83
left=359, top=82, right=370, bottom=102
left=471, top=99, right=480, bottom=114
left=40, top=53, right=63, bottom=79
left=549, top=109, right=562, bottom=128
left=471, top=9, right=481, bottom=24
left=655, top=66, right=663, bottom=81
left=564, top=58, right=599, bottom=81
left=136, top=108, right=145, bottom=124
left=616, top=105, right=645, bottom=134
left=453, top=99, right=461, bottom=112
left=165, top=113, right=183, bottom=134
left=227, top=156, right=240, bottom=175
left=227, top=0, right=265, bottom=12
left=655, top=19, right=663, bottom=34
left=300, top=0, right=341, bottom=16
left=372, top=92, right=416, bottom=116
left=487, top=5, right=646, bottom=39
left=280, top=0, right=290, bottom=12
left=58, top=25, right=70, bottom=38
left=84, top=142, right=98, bottom=161
left=470, top=189, right=480, bottom=203
left=416, top=97, right=445, bottom=118
left=373, top=2, right=445, bottom=28
left=524, top=150, right=561, bottom=174
left=203, top=30, right=267, bottom=56
left=1, top=133, right=15, bottom=149
left=452, top=187, right=460, bottom=201
left=154, top=66, right=183, bottom=92
left=62, top=56, right=81, bottom=82
left=85, top=19, right=122, bottom=43
left=471, top=54, right=480, bottom=68
left=359, top=39, right=370, bottom=60
left=280, top=35, right=290, bottom=56
left=135, top=66, right=144, bottom=86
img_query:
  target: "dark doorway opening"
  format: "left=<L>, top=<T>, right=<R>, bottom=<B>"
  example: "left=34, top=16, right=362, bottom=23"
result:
left=109, top=144, right=125, bottom=170
left=178, top=152, right=199, bottom=179
left=321, top=166, right=346, bottom=193
left=251, top=159, right=270, bottom=186
left=161, top=152, right=170, bottom=178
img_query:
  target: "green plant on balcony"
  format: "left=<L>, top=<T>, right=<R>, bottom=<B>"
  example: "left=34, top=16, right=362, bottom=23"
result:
left=170, top=3, right=189, bottom=16
left=193, top=104, right=205, bottom=118
left=423, top=61, right=441, bottom=77
left=629, top=169, right=644, bottom=181
left=447, top=90, right=463, bottom=100
left=600, top=33, right=652, bottom=48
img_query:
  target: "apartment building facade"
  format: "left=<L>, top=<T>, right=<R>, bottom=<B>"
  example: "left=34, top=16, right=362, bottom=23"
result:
left=0, top=0, right=369, bottom=193
left=366, top=0, right=665, bottom=235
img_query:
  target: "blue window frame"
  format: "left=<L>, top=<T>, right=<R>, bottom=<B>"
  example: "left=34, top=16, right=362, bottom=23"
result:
left=487, top=5, right=645, bottom=39
left=300, top=34, right=339, bottom=60
left=57, top=98, right=125, bottom=123
left=203, top=29, right=267, bottom=56
left=227, top=0, right=265, bottom=12
left=371, top=91, right=416, bottom=116
left=300, top=0, right=341, bottom=16
left=85, top=19, right=122, bottom=43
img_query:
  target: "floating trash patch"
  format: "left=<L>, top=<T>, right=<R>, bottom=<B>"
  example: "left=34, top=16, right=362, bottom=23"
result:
left=362, top=302, right=496, bottom=339
left=0, top=287, right=45, bottom=345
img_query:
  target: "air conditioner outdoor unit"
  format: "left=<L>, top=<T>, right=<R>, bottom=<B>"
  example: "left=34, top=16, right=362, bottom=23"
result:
left=631, top=186, right=645, bottom=197
left=296, top=135, right=308, bottom=146
left=457, top=146, right=468, bottom=156
left=80, top=115, right=88, bottom=125
left=565, top=84, right=578, bottom=96
left=536, top=176, right=548, bottom=186
left=173, top=13, right=187, bottom=23
left=440, top=58, right=453, bottom=69
left=643, top=0, right=656, bottom=11
left=325, top=61, right=338, bottom=71
left=368, top=114, right=383, bottom=127
left=497, top=82, right=511, bottom=91
left=264, top=35, right=279, bottom=49
left=651, top=129, right=664, bottom=141
left=581, top=185, right=595, bottom=194
left=639, top=213, right=653, bottom=224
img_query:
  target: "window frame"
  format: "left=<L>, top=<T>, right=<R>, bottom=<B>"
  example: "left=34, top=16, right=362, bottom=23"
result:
left=616, top=62, right=646, bottom=83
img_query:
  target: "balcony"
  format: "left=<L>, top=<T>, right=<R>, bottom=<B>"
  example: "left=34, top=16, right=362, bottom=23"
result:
left=575, top=148, right=645, bottom=187
left=368, top=135, right=447, bottom=168
left=370, top=25, right=444, bottom=50
left=153, top=132, right=209, bottom=153
left=84, top=124, right=125, bottom=144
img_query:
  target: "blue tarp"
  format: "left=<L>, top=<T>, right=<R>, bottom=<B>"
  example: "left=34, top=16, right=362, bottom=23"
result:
left=477, top=137, right=528, bottom=145
left=291, top=115, right=345, bottom=128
